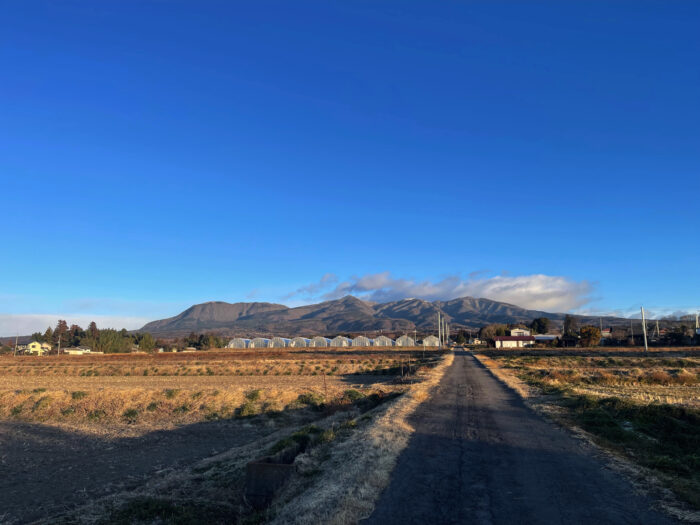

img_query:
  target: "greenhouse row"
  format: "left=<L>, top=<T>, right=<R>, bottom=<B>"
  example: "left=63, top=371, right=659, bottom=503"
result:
left=226, top=334, right=441, bottom=349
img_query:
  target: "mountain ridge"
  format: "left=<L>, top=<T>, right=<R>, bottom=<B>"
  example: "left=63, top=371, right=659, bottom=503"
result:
left=139, top=296, right=621, bottom=337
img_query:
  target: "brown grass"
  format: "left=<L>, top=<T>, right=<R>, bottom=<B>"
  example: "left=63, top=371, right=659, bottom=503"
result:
left=268, top=351, right=455, bottom=524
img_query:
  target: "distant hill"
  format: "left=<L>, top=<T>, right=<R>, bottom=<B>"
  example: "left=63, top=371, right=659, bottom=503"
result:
left=138, top=296, right=623, bottom=337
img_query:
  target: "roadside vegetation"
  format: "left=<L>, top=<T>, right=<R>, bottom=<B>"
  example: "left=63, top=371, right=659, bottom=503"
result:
left=476, top=351, right=700, bottom=511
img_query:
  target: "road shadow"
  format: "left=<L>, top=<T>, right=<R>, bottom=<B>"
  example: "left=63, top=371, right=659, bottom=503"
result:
left=0, top=404, right=320, bottom=524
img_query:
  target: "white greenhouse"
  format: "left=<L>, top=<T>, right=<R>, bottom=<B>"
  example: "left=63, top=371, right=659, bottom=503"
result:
left=395, top=335, right=415, bottom=347
left=226, top=338, right=250, bottom=349
left=309, top=336, right=331, bottom=348
left=373, top=335, right=394, bottom=347
left=352, top=335, right=372, bottom=347
left=422, top=335, right=440, bottom=347
left=330, top=336, right=352, bottom=348
left=270, top=337, right=291, bottom=348
left=249, top=337, right=271, bottom=348
left=290, top=337, right=311, bottom=348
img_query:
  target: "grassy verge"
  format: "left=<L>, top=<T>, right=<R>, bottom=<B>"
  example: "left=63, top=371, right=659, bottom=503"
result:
left=267, top=351, right=454, bottom=524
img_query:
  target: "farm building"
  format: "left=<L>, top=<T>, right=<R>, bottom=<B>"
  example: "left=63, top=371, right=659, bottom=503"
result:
left=493, top=336, right=535, bottom=348
left=373, top=335, right=394, bottom=347
left=226, top=338, right=250, bottom=349
left=270, top=337, right=291, bottom=348
left=330, top=336, right=352, bottom=347
left=422, top=335, right=440, bottom=347
left=395, top=335, right=415, bottom=347
left=309, top=336, right=331, bottom=347
left=249, top=337, right=272, bottom=348
left=510, top=328, right=531, bottom=336
left=352, top=335, right=372, bottom=347
left=63, top=346, right=93, bottom=355
left=290, top=337, right=310, bottom=348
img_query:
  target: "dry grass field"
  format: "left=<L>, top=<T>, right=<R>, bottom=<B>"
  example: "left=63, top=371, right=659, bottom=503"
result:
left=475, top=348, right=700, bottom=513
left=0, top=349, right=427, bottom=433
left=0, top=348, right=448, bottom=524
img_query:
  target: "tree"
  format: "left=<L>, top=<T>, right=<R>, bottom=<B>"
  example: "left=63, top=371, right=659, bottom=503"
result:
left=563, top=315, right=578, bottom=336
left=54, top=320, right=69, bottom=345
left=139, top=333, right=155, bottom=352
left=579, top=326, right=601, bottom=347
left=454, top=332, right=467, bottom=344
left=31, top=332, right=44, bottom=343
left=530, top=317, right=550, bottom=335
left=479, top=324, right=507, bottom=340
left=87, top=321, right=99, bottom=340
left=43, top=326, right=54, bottom=345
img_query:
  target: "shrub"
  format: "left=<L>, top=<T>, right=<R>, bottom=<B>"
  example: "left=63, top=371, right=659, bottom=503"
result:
left=296, top=392, right=324, bottom=409
left=245, top=389, right=261, bottom=402
left=122, top=408, right=139, bottom=423
left=88, top=410, right=106, bottom=421
left=61, top=406, right=75, bottom=416
left=146, top=402, right=158, bottom=412
left=343, top=389, right=365, bottom=402
left=237, top=401, right=258, bottom=417
left=164, top=389, right=180, bottom=399
left=71, top=391, right=88, bottom=400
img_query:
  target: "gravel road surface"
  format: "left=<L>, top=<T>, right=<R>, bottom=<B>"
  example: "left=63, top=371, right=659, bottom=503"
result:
left=364, top=350, right=677, bottom=525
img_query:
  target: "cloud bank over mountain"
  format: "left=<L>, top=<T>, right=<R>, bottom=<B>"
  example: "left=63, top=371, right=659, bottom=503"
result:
left=284, top=272, right=594, bottom=312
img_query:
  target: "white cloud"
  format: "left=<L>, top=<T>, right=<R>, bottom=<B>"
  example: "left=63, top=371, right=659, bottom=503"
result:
left=577, top=306, right=700, bottom=320
left=285, top=271, right=593, bottom=311
left=0, top=314, right=150, bottom=337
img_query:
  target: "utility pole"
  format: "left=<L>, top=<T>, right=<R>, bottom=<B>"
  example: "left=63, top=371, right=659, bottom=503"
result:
left=57, top=334, right=62, bottom=356
left=14, top=334, right=18, bottom=356
left=437, top=312, right=441, bottom=347
left=641, top=307, right=648, bottom=353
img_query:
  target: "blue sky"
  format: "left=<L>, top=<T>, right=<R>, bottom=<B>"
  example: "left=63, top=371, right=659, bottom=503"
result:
left=1, top=1, right=699, bottom=334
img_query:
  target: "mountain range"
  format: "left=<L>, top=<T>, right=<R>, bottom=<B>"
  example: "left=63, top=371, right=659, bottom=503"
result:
left=139, top=296, right=622, bottom=337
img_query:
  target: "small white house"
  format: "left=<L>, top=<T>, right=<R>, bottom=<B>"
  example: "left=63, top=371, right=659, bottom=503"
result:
left=493, top=336, right=535, bottom=348
left=510, top=328, right=531, bottom=337
left=64, top=346, right=92, bottom=356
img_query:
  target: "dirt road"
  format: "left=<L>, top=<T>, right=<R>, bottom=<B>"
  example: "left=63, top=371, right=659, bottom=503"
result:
left=364, top=350, right=677, bottom=525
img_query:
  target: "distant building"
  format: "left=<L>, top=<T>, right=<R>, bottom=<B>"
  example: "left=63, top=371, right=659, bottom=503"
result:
left=534, top=335, right=558, bottom=345
left=25, top=341, right=50, bottom=355
left=493, top=336, right=535, bottom=349
left=510, top=328, right=531, bottom=337
left=227, top=338, right=250, bottom=349
left=64, top=346, right=92, bottom=355
left=352, top=336, right=372, bottom=347
left=330, top=336, right=351, bottom=348
left=422, top=335, right=440, bottom=347
left=373, top=335, right=394, bottom=347
left=309, top=337, right=331, bottom=348
left=249, top=338, right=271, bottom=349
left=469, top=337, right=483, bottom=345
left=395, top=335, right=415, bottom=347
left=270, top=337, right=291, bottom=348
left=289, top=337, right=311, bottom=348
